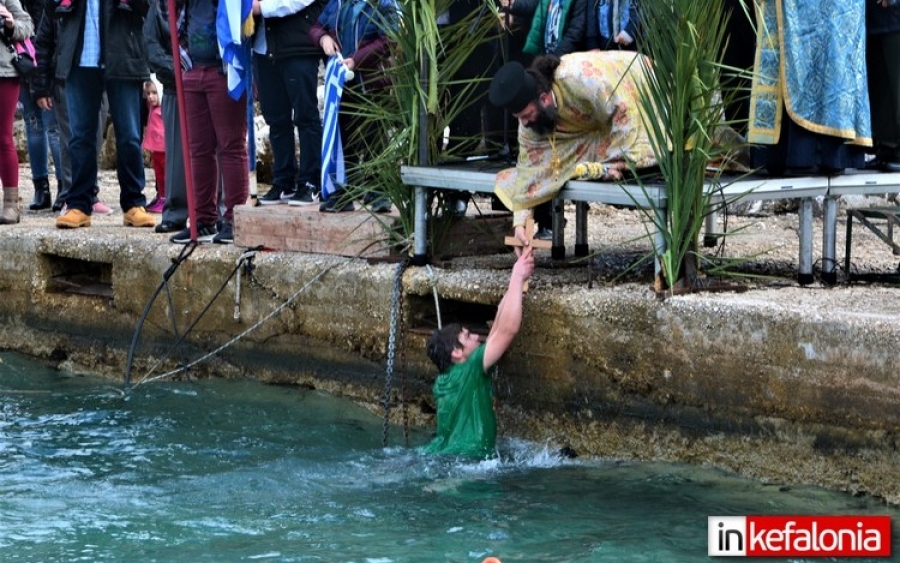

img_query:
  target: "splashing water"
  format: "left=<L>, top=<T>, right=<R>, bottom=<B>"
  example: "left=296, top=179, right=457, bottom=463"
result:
left=0, top=353, right=897, bottom=562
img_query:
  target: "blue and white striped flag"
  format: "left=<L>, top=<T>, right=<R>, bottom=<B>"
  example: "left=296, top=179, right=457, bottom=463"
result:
left=321, top=56, right=352, bottom=201
left=216, top=0, right=253, bottom=100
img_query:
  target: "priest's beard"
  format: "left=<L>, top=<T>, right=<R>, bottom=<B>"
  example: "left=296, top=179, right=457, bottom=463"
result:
left=525, top=102, right=559, bottom=136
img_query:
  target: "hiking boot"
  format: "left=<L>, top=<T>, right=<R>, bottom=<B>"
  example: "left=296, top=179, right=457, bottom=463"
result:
left=123, top=206, right=156, bottom=228
left=319, top=193, right=354, bottom=213
left=56, top=208, right=91, bottom=229
left=258, top=185, right=294, bottom=205
left=288, top=182, right=318, bottom=206
left=213, top=220, right=234, bottom=244
left=170, top=223, right=217, bottom=244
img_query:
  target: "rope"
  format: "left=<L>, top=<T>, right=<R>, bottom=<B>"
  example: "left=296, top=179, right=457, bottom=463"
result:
left=125, top=243, right=197, bottom=386
left=425, top=264, right=442, bottom=329
left=131, top=255, right=346, bottom=388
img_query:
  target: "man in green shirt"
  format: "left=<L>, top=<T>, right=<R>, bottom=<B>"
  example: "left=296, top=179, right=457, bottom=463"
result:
left=424, top=248, right=535, bottom=458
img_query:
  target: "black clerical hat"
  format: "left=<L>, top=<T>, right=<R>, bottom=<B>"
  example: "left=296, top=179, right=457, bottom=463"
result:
left=489, top=61, right=538, bottom=114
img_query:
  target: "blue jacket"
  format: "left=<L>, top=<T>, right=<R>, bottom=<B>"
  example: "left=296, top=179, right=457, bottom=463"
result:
left=586, top=0, right=640, bottom=50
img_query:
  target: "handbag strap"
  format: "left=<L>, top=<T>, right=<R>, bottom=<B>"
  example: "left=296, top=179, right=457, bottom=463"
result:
left=0, top=30, right=15, bottom=53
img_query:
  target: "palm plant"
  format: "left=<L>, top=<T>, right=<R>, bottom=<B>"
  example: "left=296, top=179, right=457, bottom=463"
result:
left=631, top=0, right=750, bottom=293
left=340, top=0, right=502, bottom=256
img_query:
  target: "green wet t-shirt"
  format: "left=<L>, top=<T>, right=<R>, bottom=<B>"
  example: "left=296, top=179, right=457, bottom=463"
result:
left=423, top=344, right=496, bottom=459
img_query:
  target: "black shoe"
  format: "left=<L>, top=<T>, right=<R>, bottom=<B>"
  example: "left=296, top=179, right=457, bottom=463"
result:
left=51, top=194, right=65, bottom=212
left=213, top=220, right=234, bottom=244
left=28, top=194, right=51, bottom=211
left=28, top=178, right=51, bottom=211
left=155, top=220, right=186, bottom=234
left=288, top=182, right=317, bottom=206
left=258, top=185, right=294, bottom=205
left=319, top=193, right=354, bottom=213
left=363, top=192, right=392, bottom=213
left=534, top=227, right=552, bottom=241
left=170, top=223, right=217, bottom=244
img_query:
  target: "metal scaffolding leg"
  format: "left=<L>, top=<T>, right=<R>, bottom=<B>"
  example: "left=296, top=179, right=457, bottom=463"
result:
left=574, top=201, right=589, bottom=257
left=703, top=207, right=720, bottom=248
left=412, top=185, right=428, bottom=265
left=798, top=198, right=814, bottom=285
left=551, top=196, right=565, bottom=260
left=821, top=196, right=838, bottom=285
left=654, top=204, right=667, bottom=279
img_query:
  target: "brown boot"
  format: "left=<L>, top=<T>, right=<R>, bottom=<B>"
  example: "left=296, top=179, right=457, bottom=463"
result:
left=0, top=187, right=20, bottom=224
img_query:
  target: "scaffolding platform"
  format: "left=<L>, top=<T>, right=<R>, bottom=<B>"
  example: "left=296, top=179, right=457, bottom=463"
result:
left=843, top=206, right=900, bottom=283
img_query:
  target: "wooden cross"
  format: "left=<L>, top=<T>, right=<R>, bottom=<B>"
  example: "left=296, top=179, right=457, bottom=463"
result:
left=503, top=216, right=551, bottom=292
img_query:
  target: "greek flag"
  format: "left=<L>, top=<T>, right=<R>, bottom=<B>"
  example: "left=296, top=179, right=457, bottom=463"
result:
left=216, top=0, right=254, bottom=100
left=321, top=56, right=352, bottom=201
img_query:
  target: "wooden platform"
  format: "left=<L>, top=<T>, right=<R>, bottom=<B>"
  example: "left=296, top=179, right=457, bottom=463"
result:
left=233, top=202, right=512, bottom=258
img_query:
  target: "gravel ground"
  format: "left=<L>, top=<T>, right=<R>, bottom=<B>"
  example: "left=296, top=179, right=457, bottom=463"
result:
left=13, top=163, right=900, bottom=294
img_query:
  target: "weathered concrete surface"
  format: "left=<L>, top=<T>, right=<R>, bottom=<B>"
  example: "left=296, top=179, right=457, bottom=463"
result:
left=0, top=222, right=899, bottom=505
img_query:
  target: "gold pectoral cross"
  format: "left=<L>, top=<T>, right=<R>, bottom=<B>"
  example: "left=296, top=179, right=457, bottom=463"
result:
left=549, top=134, right=561, bottom=181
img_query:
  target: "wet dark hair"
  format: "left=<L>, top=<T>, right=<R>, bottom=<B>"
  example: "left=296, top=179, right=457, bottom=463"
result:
left=426, top=322, right=464, bottom=373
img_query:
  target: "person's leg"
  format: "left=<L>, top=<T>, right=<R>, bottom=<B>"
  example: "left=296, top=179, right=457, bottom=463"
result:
left=19, top=87, right=49, bottom=179
left=0, top=79, right=19, bottom=188
left=52, top=82, right=72, bottom=210
left=159, top=93, right=188, bottom=228
left=0, top=79, right=21, bottom=224
left=104, top=77, right=147, bottom=212
left=254, top=55, right=298, bottom=201
left=43, top=104, right=62, bottom=184
left=153, top=151, right=166, bottom=198
left=181, top=67, right=224, bottom=228
left=285, top=55, right=322, bottom=191
left=879, top=32, right=900, bottom=165
left=19, top=86, right=53, bottom=210
left=203, top=71, right=248, bottom=224
left=63, top=66, right=104, bottom=215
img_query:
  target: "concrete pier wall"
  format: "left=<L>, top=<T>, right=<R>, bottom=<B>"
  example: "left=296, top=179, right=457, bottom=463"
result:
left=1, top=231, right=899, bottom=504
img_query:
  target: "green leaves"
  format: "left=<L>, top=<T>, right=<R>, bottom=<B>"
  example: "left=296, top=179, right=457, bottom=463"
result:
left=341, top=0, right=501, bottom=255
left=631, top=0, right=749, bottom=292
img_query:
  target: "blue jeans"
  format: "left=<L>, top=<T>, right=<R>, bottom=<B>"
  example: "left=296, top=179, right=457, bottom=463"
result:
left=253, top=54, right=322, bottom=189
left=19, top=86, right=61, bottom=182
left=65, top=67, right=146, bottom=214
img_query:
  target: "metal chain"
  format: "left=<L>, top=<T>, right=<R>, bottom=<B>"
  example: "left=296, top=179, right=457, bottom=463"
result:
left=398, top=290, right=409, bottom=447
left=382, top=259, right=408, bottom=447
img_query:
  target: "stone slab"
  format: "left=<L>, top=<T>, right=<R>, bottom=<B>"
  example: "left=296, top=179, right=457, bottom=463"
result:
left=234, top=203, right=513, bottom=259
left=234, top=203, right=395, bottom=258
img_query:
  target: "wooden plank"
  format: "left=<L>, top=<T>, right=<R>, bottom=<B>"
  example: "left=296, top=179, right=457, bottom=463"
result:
left=235, top=203, right=515, bottom=259
left=234, top=204, right=394, bottom=257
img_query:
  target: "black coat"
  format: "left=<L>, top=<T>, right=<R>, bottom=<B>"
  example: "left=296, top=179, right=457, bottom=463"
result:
left=54, top=0, right=150, bottom=82
left=143, top=0, right=175, bottom=89
left=30, top=0, right=58, bottom=99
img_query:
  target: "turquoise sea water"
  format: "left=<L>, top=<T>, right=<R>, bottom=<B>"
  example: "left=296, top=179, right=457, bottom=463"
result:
left=1, top=352, right=897, bottom=563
